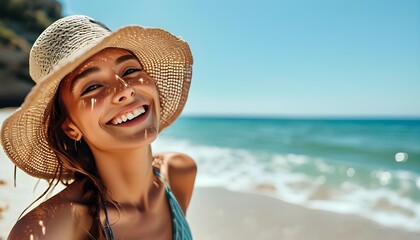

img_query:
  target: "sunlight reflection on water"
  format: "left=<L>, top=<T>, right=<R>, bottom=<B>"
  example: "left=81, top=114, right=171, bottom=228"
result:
left=395, top=152, right=408, bottom=163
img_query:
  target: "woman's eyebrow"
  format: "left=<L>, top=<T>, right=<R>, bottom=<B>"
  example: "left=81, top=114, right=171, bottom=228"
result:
left=69, top=55, right=136, bottom=92
left=115, top=54, right=137, bottom=65
left=70, top=67, right=100, bottom=92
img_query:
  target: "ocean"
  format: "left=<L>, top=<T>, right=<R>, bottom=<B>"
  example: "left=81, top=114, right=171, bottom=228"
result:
left=152, top=116, right=420, bottom=232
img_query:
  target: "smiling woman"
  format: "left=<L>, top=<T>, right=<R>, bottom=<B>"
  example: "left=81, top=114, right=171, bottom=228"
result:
left=0, top=15, right=195, bottom=240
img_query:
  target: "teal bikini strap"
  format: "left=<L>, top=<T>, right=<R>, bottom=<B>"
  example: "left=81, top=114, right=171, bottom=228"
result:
left=101, top=198, right=114, bottom=240
left=153, top=167, right=169, bottom=188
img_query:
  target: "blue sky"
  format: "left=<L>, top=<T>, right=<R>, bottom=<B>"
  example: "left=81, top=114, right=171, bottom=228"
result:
left=60, top=0, right=420, bottom=117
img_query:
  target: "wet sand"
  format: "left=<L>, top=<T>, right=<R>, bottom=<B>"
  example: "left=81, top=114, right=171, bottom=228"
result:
left=187, top=187, right=420, bottom=240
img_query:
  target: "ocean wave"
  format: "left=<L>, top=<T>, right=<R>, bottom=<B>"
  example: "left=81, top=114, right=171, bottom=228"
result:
left=153, top=136, right=420, bottom=232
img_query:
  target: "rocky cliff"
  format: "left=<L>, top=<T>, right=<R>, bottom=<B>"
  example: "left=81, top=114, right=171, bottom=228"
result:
left=0, top=0, right=62, bottom=108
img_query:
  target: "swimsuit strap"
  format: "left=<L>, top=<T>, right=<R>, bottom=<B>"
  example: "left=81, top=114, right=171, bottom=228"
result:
left=101, top=198, right=114, bottom=240
left=153, top=168, right=193, bottom=240
left=101, top=197, right=114, bottom=240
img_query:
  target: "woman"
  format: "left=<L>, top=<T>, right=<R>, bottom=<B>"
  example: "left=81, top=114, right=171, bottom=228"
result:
left=1, top=15, right=195, bottom=240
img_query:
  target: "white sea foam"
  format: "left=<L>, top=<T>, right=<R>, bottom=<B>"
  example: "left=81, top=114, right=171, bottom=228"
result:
left=153, top=136, right=420, bottom=233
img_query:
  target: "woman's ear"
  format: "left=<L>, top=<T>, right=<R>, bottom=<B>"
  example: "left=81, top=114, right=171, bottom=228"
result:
left=61, top=119, right=82, bottom=140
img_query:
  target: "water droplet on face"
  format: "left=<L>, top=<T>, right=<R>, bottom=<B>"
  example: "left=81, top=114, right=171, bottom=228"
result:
left=144, top=129, right=148, bottom=139
left=91, top=98, right=97, bottom=110
left=395, top=152, right=408, bottom=162
left=115, top=75, right=129, bottom=88
left=138, top=78, right=144, bottom=84
left=39, top=220, right=46, bottom=235
left=70, top=203, right=78, bottom=220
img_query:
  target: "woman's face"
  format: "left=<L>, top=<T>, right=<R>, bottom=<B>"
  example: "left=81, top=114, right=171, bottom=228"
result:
left=59, top=48, right=160, bottom=153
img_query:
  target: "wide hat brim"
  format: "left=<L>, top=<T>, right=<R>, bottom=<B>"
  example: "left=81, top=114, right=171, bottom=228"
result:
left=1, top=25, right=193, bottom=180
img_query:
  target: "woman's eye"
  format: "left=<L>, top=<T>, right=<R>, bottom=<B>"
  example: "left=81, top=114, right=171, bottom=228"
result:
left=81, top=84, right=101, bottom=96
left=123, top=68, right=142, bottom=76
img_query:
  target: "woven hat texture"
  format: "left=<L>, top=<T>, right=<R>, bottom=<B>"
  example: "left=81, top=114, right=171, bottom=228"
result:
left=0, top=15, right=193, bottom=179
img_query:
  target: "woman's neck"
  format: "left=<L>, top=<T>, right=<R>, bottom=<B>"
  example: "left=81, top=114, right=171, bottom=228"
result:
left=90, top=145, right=156, bottom=208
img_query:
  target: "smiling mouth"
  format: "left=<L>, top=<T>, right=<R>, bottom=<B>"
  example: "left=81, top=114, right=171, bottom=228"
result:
left=110, top=105, right=148, bottom=125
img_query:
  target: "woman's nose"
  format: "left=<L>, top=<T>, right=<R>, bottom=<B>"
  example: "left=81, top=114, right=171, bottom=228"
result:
left=112, top=75, right=135, bottom=104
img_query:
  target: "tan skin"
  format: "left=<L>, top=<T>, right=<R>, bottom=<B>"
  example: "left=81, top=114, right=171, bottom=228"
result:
left=7, top=48, right=197, bottom=240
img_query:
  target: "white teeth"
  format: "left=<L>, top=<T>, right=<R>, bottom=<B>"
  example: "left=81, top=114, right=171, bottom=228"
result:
left=111, top=106, right=146, bottom=125
left=127, top=112, right=134, bottom=120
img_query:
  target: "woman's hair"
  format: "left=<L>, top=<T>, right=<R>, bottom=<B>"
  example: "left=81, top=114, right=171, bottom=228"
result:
left=42, top=83, right=111, bottom=239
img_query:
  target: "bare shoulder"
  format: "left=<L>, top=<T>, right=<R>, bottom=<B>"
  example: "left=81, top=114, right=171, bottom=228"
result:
left=160, top=152, right=197, bottom=172
left=157, top=152, right=197, bottom=214
left=7, top=182, right=91, bottom=240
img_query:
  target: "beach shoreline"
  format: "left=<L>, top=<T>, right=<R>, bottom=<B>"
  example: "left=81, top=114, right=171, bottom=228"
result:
left=2, top=184, right=419, bottom=240
left=187, top=187, right=419, bottom=240
left=1, top=164, right=419, bottom=240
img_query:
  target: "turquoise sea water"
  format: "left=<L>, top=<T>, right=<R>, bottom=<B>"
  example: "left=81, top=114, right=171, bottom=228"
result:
left=153, top=116, right=420, bottom=232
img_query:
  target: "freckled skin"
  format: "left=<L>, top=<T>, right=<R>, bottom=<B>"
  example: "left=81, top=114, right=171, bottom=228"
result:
left=7, top=48, right=197, bottom=240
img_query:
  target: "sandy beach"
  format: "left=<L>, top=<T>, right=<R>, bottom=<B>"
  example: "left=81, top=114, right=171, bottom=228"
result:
left=188, top=187, right=420, bottom=240
left=1, top=182, right=419, bottom=240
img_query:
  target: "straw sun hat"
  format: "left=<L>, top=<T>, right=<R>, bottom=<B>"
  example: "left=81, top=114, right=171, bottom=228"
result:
left=0, top=15, right=193, bottom=180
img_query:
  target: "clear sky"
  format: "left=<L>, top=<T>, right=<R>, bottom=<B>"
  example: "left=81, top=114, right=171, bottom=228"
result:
left=60, top=0, right=420, bottom=118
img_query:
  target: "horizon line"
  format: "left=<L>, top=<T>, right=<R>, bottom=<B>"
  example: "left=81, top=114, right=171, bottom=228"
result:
left=180, top=113, right=420, bottom=120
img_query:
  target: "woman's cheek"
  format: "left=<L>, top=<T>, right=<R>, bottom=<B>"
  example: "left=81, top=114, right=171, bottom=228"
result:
left=79, top=97, right=101, bottom=110
left=78, top=87, right=113, bottom=110
left=129, top=77, right=155, bottom=86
